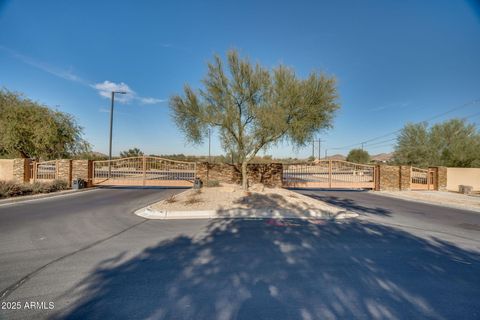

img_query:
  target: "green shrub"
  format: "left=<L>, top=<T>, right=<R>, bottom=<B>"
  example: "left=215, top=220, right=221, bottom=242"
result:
left=49, top=179, right=68, bottom=192
left=165, top=194, right=177, bottom=203
left=31, top=182, right=49, bottom=194
left=0, top=179, right=69, bottom=199
left=206, top=180, right=220, bottom=187
left=184, top=196, right=202, bottom=205
left=0, top=181, right=30, bottom=198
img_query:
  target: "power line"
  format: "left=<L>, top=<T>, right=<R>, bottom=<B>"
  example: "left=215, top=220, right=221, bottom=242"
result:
left=328, top=98, right=480, bottom=151
left=364, top=137, right=397, bottom=147
left=365, top=143, right=396, bottom=150
left=363, top=110, right=480, bottom=153
left=462, top=110, right=480, bottom=120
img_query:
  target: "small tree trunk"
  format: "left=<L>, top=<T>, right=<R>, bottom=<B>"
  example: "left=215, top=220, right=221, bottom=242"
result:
left=241, top=161, right=248, bottom=190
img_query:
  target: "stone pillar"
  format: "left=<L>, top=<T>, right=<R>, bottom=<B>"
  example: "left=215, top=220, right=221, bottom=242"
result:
left=56, top=159, right=72, bottom=186
left=246, top=163, right=283, bottom=187
left=376, top=165, right=401, bottom=191
left=429, top=166, right=447, bottom=191
left=399, top=165, right=412, bottom=191
left=12, top=158, right=30, bottom=183
left=72, top=160, right=93, bottom=187
left=196, top=162, right=284, bottom=187
left=195, top=162, right=208, bottom=182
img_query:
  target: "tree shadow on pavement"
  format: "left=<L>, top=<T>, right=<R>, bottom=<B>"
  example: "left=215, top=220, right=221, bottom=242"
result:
left=297, top=190, right=391, bottom=216
left=215, top=192, right=334, bottom=219
left=55, top=198, right=480, bottom=320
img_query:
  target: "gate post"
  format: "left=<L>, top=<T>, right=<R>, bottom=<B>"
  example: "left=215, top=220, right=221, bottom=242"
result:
left=72, top=160, right=93, bottom=187
left=428, top=166, right=446, bottom=191
left=32, top=161, right=37, bottom=183
left=328, top=160, right=332, bottom=188
left=142, top=156, right=147, bottom=186
left=399, top=165, right=412, bottom=191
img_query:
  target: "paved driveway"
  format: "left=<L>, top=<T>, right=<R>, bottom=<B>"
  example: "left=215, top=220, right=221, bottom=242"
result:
left=295, top=189, right=480, bottom=244
left=0, top=188, right=479, bottom=319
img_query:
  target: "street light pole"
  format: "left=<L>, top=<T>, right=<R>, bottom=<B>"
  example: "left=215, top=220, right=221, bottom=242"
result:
left=108, top=91, right=126, bottom=178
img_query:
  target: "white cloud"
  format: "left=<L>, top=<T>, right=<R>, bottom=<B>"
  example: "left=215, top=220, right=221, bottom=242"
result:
left=0, top=46, right=165, bottom=106
left=92, top=81, right=135, bottom=103
left=139, top=97, right=166, bottom=104
left=92, top=81, right=165, bottom=105
left=98, top=107, right=130, bottom=115
left=0, top=45, right=89, bottom=86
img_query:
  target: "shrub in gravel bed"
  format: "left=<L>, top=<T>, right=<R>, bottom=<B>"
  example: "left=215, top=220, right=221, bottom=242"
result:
left=0, top=181, right=29, bottom=198
left=49, top=179, right=68, bottom=192
left=0, top=180, right=69, bottom=199
left=184, top=196, right=202, bottom=205
left=206, top=180, right=220, bottom=187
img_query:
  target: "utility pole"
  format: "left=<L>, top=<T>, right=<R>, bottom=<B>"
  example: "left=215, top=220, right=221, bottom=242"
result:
left=208, top=128, right=211, bottom=162
left=312, top=139, right=315, bottom=159
left=361, top=142, right=365, bottom=150
left=312, top=139, right=323, bottom=159
left=324, top=148, right=328, bottom=159
left=318, top=139, right=322, bottom=160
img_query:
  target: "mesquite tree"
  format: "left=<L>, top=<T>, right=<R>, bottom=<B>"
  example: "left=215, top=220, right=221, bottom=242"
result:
left=0, top=89, right=90, bottom=160
left=394, top=119, right=480, bottom=167
left=170, top=50, right=340, bottom=189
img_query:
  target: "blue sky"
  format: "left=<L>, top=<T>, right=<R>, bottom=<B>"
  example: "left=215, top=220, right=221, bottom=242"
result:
left=1, top=0, right=479, bottom=158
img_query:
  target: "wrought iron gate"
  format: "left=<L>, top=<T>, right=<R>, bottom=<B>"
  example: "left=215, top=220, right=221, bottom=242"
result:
left=283, top=160, right=376, bottom=189
left=92, top=156, right=196, bottom=187
left=30, top=160, right=57, bottom=181
left=410, top=167, right=434, bottom=190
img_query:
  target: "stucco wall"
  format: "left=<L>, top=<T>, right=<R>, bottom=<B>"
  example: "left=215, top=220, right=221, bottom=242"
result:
left=0, top=159, right=14, bottom=181
left=447, top=168, right=480, bottom=191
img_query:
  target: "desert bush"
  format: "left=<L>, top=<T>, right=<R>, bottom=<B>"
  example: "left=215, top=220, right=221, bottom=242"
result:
left=0, top=180, right=69, bottom=199
left=184, top=196, right=202, bottom=205
left=0, top=181, right=29, bottom=198
left=49, top=179, right=68, bottom=192
left=206, top=180, right=220, bottom=187
left=165, top=194, right=177, bottom=203
left=31, top=182, right=49, bottom=194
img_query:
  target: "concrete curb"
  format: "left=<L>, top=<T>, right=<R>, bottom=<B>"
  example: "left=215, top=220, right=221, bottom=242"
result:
left=134, top=206, right=358, bottom=220
left=0, top=187, right=99, bottom=206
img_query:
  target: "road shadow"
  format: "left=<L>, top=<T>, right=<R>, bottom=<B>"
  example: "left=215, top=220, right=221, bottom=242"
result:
left=214, top=191, right=336, bottom=219
left=55, top=217, right=480, bottom=319
left=97, top=186, right=191, bottom=190
left=294, top=189, right=391, bottom=216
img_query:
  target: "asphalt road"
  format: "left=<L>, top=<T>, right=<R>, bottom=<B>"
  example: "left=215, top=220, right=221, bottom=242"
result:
left=295, top=189, right=480, bottom=244
left=0, top=188, right=479, bottom=319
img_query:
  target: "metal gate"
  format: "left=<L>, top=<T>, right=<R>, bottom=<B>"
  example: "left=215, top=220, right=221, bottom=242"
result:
left=283, top=160, right=376, bottom=189
left=410, top=167, right=434, bottom=190
left=30, top=160, right=57, bottom=182
left=92, top=156, right=196, bottom=187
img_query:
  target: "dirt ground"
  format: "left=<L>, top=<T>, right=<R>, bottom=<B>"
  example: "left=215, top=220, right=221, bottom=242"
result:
left=151, top=183, right=344, bottom=215
left=375, top=190, right=480, bottom=212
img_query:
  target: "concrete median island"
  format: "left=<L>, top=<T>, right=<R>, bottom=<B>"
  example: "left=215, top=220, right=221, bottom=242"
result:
left=135, top=183, right=358, bottom=220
